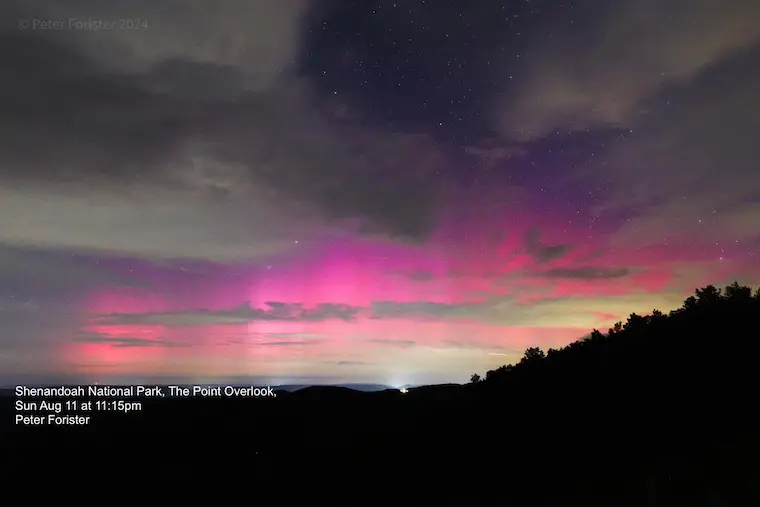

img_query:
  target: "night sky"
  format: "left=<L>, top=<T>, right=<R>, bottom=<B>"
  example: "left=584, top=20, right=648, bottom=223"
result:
left=1, top=0, right=759, bottom=386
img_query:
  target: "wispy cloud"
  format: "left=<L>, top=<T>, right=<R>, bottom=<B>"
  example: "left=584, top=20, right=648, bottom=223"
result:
left=72, top=331, right=192, bottom=348
left=398, top=269, right=436, bottom=282
left=524, top=228, right=570, bottom=263
left=536, top=266, right=630, bottom=280
left=370, top=339, right=416, bottom=349
left=90, top=302, right=361, bottom=327
left=497, top=0, right=760, bottom=141
left=258, top=341, right=322, bottom=347
left=332, top=360, right=376, bottom=366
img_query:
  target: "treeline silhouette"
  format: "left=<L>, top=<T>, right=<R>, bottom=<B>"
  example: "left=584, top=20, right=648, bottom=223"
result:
left=472, top=281, right=759, bottom=399
left=3, top=282, right=759, bottom=504
left=457, top=281, right=760, bottom=503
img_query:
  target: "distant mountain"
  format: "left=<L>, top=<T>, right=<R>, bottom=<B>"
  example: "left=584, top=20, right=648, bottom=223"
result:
left=0, top=383, right=400, bottom=397
left=288, top=385, right=366, bottom=400
left=399, top=384, right=426, bottom=390
left=274, top=383, right=393, bottom=392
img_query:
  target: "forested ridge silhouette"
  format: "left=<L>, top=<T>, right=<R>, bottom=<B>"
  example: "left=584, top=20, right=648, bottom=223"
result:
left=2, top=282, right=759, bottom=504
left=472, top=281, right=759, bottom=404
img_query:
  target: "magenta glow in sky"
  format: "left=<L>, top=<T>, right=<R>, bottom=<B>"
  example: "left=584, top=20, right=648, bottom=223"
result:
left=48, top=209, right=760, bottom=385
left=1, top=0, right=759, bottom=386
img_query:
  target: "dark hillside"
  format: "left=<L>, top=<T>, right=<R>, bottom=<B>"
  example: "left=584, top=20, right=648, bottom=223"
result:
left=2, top=282, right=759, bottom=504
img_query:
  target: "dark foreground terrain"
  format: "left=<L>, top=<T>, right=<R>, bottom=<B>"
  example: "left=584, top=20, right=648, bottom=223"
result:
left=3, top=283, right=760, bottom=505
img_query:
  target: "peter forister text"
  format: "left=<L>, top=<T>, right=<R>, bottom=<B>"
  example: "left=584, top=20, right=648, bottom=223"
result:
left=14, top=384, right=277, bottom=426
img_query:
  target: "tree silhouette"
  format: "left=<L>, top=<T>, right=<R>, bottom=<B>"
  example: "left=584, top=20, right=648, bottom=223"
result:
left=521, top=346, right=545, bottom=363
left=725, top=280, right=752, bottom=301
left=683, top=295, right=698, bottom=310
left=472, top=282, right=760, bottom=408
left=695, top=284, right=722, bottom=305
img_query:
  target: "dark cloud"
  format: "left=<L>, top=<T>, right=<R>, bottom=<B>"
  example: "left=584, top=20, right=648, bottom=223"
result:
left=91, top=303, right=271, bottom=327
left=0, top=0, right=448, bottom=262
left=524, top=228, right=570, bottom=264
left=409, top=271, right=435, bottom=282
left=224, top=331, right=324, bottom=347
left=588, top=49, right=760, bottom=248
left=72, top=331, right=191, bottom=348
left=0, top=305, right=76, bottom=354
left=391, top=269, right=436, bottom=282
left=8, top=0, right=753, bottom=266
left=259, top=341, right=322, bottom=347
left=370, top=340, right=416, bottom=349
left=334, top=361, right=376, bottom=366
left=86, top=295, right=657, bottom=329
left=0, top=33, right=182, bottom=184
left=91, top=302, right=362, bottom=327
left=370, top=301, right=458, bottom=319
left=488, top=1, right=760, bottom=258
left=537, top=267, right=630, bottom=280
left=260, top=333, right=323, bottom=340
left=465, top=141, right=527, bottom=172
left=301, top=303, right=361, bottom=321
left=0, top=245, right=141, bottom=300
left=497, top=0, right=760, bottom=141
